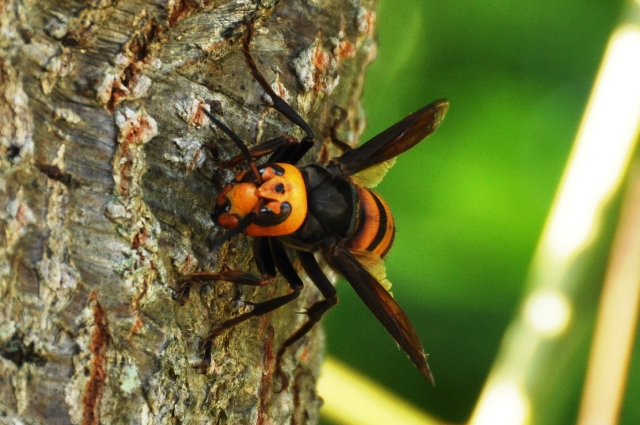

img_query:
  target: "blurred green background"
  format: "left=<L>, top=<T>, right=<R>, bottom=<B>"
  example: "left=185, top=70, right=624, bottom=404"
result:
left=321, top=0, right=630, bottom=423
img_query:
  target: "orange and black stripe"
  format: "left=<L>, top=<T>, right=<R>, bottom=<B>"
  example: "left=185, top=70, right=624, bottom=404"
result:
left=347, top=186, right=396, bottom=258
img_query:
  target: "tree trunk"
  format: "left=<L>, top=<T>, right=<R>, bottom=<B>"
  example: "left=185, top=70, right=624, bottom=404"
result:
left=0, top=0, right=378, bottom=423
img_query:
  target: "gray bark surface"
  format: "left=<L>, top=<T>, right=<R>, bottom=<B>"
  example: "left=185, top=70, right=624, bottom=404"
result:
left=0, top=0, right=378, bottom=423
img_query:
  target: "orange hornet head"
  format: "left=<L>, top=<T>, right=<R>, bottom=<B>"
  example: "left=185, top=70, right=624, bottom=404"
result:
left=213, top=163, right=308, bottom=237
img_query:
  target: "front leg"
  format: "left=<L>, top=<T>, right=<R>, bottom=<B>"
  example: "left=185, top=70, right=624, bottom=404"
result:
left=175, top=270, right=274, bottom=306
left=197, top=238, right=305, bottom=371
left=176, top=237, right=276, bottom=367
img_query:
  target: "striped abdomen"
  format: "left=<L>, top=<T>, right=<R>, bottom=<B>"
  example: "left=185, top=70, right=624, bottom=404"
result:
left=347, top=186, right=396, bottom=258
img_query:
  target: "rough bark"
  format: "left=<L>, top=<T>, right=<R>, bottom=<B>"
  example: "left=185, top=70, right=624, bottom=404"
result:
left=0, top=0, right=378, bottom=423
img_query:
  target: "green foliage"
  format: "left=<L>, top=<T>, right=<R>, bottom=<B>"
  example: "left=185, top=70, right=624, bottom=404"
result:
left=323, top=0, right=627, bottom=423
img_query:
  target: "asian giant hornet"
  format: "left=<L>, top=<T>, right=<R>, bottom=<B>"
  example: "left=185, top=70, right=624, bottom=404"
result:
left=177, top=22, right=448, bottom=389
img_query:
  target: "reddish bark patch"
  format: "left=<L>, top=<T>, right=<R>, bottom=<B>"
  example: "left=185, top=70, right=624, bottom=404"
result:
left=313, top=49, right=330, bottom=75
left=129, top=275, right=149, bottom=336
left=168, top=0, right=199, bottom=27
left=129, top=316, right=144, bottom=336
left=271, top=82, right=290, bottom=101
left=103, top=20, right=162, bottom=113
left=118, top=113, right=156, bottom=147
left=82, top=291, right=109, bottom=425
left=335, top=40, right=356, bottom=60
left=310, top=46, right=332, bottom=93
left=357, top=8, right=377, bottom=36
left=257, top=326, right=275, bottom=425
left=104, top=82, right=129, bottom=114
left=191, top=102, right=211, bottom=127
left=293, top=36, right=340, bottom=94
left=115, top=155, right=134, bottom=199
left=298, top=343, right=312, bottom=364
left=131, top=226, right=149, bottom=249
left=113, top=108, right=157, bottom=198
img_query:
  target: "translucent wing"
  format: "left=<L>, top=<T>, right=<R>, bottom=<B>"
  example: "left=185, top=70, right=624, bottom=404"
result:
left=349, top=158, right=396, bottom=188
left=333, top=99, right=448, bottom=178
left=326, top=245, right=435, bottom=385
left=350, top=249, right=392, bottom=292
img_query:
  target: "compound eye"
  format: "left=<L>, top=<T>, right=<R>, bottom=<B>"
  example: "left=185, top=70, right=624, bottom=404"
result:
left=260, top=164, right=285, bottom=181
left=254, top=202, right=292, bottom=226
left=271, top=164, right=285, bottom=176
left=280, top=201, right=291, bottom=215
left=213, top=199, right=231, bottom=222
